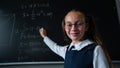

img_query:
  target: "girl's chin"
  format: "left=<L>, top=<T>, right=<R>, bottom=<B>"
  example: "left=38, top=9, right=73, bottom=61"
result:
left=71, top=36, right=79, bottom=38
left=71, top=37, right=79, bottom=41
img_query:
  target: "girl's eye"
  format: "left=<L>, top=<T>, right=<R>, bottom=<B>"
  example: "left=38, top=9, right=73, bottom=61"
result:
left=76, top=22, right=84, bottom=26
left=66, top=24, right=72, bottom=26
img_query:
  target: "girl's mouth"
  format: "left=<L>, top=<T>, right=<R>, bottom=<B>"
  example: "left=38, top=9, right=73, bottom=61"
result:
left=71, top=33, right=79, bottom=36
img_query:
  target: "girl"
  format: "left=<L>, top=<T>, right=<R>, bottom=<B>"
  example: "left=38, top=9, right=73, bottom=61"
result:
left=39, top=9, right=114, bottom=68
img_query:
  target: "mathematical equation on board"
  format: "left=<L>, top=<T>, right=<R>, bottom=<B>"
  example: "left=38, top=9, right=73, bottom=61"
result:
left=17, top=24, right=48, bottom=61
left=15, top=2, right=55, bottom=60
left=19, top=24, right=40, bottom=39
left=20, top=3, right=53, bottom=20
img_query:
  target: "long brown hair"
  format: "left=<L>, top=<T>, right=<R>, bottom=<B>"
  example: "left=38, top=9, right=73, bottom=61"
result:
left=62, top=9, right=114, bottom=68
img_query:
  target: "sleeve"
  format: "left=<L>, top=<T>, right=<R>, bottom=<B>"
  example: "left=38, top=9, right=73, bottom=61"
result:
left=93, top=46, right=109, bottom=68
left=43, top=36, right=67, bottom=59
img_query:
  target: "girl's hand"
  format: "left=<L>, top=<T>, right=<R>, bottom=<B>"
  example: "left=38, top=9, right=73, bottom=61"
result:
left=39, top=28, right=47, bottom=38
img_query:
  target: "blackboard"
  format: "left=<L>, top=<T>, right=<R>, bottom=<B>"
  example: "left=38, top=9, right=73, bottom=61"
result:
left=0, top=0, right=120, bottom=64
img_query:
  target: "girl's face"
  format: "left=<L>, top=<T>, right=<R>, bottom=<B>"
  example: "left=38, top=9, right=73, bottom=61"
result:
left=64, top=11, right=88, bottom=43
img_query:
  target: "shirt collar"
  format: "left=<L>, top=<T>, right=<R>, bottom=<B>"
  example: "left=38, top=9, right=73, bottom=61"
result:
left=69, top=39, right=93, bottom=51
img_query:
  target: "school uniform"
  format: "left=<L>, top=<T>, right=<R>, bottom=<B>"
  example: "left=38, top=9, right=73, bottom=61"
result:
left=43, top=36, right=109, bottom=68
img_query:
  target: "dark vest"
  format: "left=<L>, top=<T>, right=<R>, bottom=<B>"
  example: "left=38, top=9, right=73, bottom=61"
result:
left=64, top=43, right=96, bottom=68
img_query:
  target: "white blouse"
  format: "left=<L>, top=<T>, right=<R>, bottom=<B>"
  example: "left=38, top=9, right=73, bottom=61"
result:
left=43, top=36, right=109, bottom=68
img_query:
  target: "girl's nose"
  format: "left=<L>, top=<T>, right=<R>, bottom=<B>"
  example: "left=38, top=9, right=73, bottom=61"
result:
left=71, top=25, right=77, bottom=31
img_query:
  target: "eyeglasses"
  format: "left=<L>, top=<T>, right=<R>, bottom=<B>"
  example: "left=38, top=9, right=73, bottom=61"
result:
left=65, top=22, right=85, bottom=28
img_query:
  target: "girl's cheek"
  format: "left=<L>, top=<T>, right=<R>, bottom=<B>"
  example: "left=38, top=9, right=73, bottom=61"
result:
left=79, top=26, right=85, bottom=31
left=65, top=28, right=69, bottom=32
